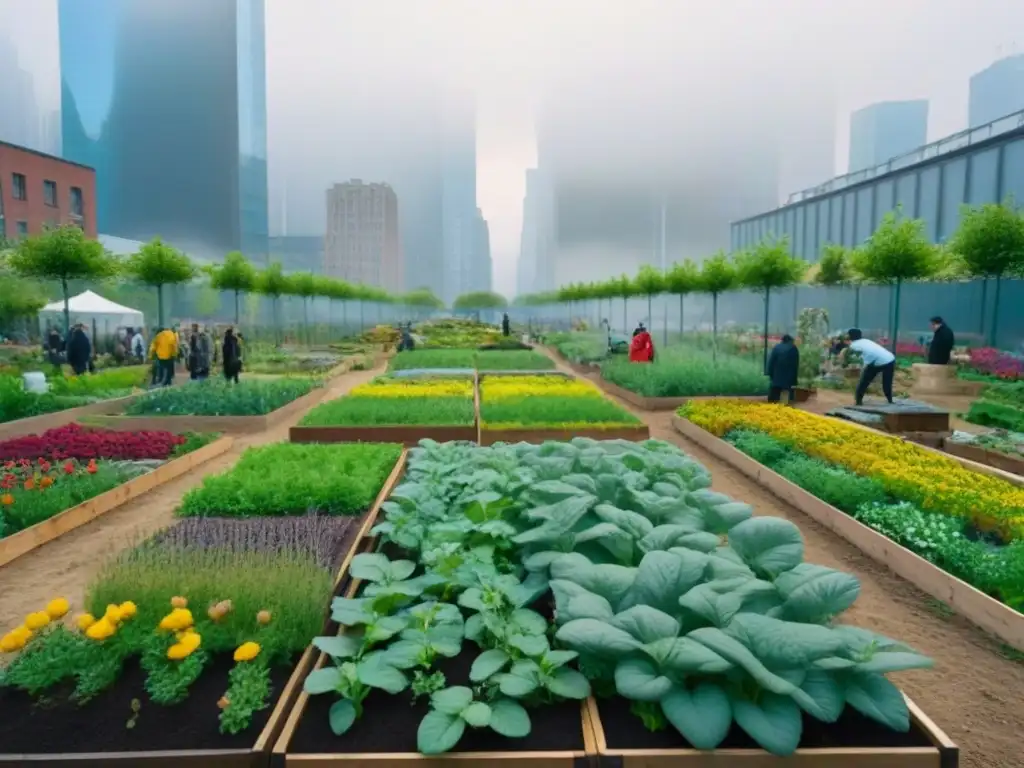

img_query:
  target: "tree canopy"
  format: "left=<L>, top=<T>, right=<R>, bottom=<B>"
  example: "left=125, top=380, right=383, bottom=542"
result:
left=698, top=251, right=739, bottom=295
left=947, top=200, right=1024, bottom=280
left=453, top=291, right=508, bottom=311
left=851, top=211, right=940, bottom=285
left=207, top=251, right=257, bottom=294
left=736, top=237, right=806, bottom=291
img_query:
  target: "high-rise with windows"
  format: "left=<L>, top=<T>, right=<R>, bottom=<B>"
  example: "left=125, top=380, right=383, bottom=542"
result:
left=848, top=100, right=929, bottom=173
left=969, top=55, right=1024, bottom=129
left=58, top=0, right=268, bottom=260
left=324, top=180, right=403, bottom=293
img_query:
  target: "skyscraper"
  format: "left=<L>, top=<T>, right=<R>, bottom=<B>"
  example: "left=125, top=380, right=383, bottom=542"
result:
left=0, top=37, right=40, bottom=151
left=472, top=208, right=492, bottom=295
left=440, top=91, right=480, bottom=304
left=969, top=55, right=1024, bottom=129
left=848, top=100, right=929, bottom=173
left=58, top=0, right=268, bottom=260
left=324, top=180, right=403, bottom=293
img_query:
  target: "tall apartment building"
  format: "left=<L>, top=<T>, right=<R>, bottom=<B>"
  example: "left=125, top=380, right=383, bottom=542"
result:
left=848, top=100, right=929, bottom=173
left=969, top=54, right=1024, bottom=128
left=324, top=180, right=403, bottom=292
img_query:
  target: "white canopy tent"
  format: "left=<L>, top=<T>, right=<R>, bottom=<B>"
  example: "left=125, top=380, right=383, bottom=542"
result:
left=38, top=290, right=145, bottom=335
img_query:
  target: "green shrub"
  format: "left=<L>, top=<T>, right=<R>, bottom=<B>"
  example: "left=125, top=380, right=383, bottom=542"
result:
left=49, top=366, right=148, bottom=397
left=726, top=429, right=795, bottom=467
left=600, top=345, right=767, bottom=397
left=125, top=378, right=317, bottom=416
left=178, top=442, right=402, bottom=517
left=548, top=332, right=608, bottom=364
left=480, top=395, right=640, bottom=427
left=0, top=375, right=93, bottom=424
left=964, top=399, right=1024, bottom=432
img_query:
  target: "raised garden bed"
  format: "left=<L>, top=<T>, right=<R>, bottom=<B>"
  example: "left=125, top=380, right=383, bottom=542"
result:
left=847, top=403, right=951, bottom=434
left=0, top=433, right=232, bottom=568
left=587, top=694, right=958, bottom=767
left=672, top=412, right=1024, bottom=652
left=86, top=381, right=328, bottom=435
left=0, top=392, right=143, bottom=442
left=941, top=440, right=1024, bottom=477
left=290, top=376, right=478, bottom=447
left=0, top=449, right=407, bottom=767
left=479, top=425, right=649, bottom=446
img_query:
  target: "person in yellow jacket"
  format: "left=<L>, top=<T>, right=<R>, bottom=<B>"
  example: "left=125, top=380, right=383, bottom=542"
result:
left=150, top=326, right=179, bottom=386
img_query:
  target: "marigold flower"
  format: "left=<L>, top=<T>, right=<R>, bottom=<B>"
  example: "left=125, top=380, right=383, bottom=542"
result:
left=166, top=642, right=192, bottom=660
left=23, top=478, right=35, bottom=491
left=45, top=597, right=70, bottom=619
left=178, top=630, right=201, bottom=652
left=85, top=618, right=116, bottom=641
left=170, top=595, right=188, bottom=609
left=0, top=627, right=31, bottom=652
left=233, top=641, right=261, bottom=662
left=76, top=613, right=96, bottom=631
left=256, top=610, right=272, bottom=626
left=119, top=601, right=137, bottom=619
left=217, top=696, right=231, bottom=709
left=158, top=608, right=193, bottom=632
left=24, top=611, right=50, bottom=631
left=104, top=604, right=123, bottom=624
left=40, top=476, right=54, bottom=489
left=1, top=494, right=14, bottom=506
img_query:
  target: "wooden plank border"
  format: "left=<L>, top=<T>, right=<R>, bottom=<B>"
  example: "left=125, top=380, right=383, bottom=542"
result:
left=479, top=426, right=650, bottom=446
left=672, top=415, right=1024, bottom=652
left=0, top=435, right=234, bottom=568
left=940, top=440, right=1024, bottom=478
left=86, top=385, right=330, bottom=435
left=0, top=450, right=408, bottom=768
left=586, top=693, right=956, bottom=768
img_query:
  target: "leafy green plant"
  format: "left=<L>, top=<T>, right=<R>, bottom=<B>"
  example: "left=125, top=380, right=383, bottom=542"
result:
left=480, top=395, right=640, bottom=428
left=600, top=345, right=767, bottom=398
left=964, top=399, right=1024, bottom=432
left=389, top=349, right=477, bottom=371
left=48, top=366, right=149, bottom=397
left=475, top=350, right=554, bottom=371
left=178, top=442, right=401, bottom=517
left=418, top=686, right=531, bottom=754
left=300, top=396, right=474, bottom=427
left=125, top=378, right=318, bottom=416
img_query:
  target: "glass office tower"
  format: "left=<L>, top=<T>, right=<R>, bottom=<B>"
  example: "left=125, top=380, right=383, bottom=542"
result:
left=59, top=0, right=268, bottom=261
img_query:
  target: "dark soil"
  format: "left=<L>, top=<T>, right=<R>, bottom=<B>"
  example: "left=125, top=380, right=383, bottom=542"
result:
left=290, top=643, right=585, bottom=754
left=597, top=695, right=934, bottom=750
left=0, top=654, right=294, bottom=754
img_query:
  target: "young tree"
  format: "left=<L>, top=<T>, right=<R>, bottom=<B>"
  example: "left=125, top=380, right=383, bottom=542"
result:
left=453, top=291, right=508, bottom=311
left=256, top=262, right=290, bottom=342
left=812, top=243, right=861, bottom=327
left=8, top=224, right=120, bottom=336
left=404, top=287, right=444, bottom=321
left=665, top=258, right=700, bottom=341
left=124, top=238, right=196, bottom=327
left=947, top=200, right=1024, bottom=345
left=852, top=211, right=940, bottom=352
left=697, top=251, right=739, bottom=363
left=207, top=251, right=257, bottom=324
left=736, top=237, right=806, bottom=368
left=290, top=272, right=318, bottom=341
left=634, top=265, right=665, bottom=338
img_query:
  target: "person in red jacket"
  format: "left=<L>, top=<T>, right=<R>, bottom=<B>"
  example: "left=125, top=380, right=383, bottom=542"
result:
left=629, top=323, right=655, bottom=363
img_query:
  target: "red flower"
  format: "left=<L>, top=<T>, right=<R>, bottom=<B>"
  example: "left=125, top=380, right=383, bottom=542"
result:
left=63, top=461, right=75, bottom=474
left=86, top=460, right=97, bottom=474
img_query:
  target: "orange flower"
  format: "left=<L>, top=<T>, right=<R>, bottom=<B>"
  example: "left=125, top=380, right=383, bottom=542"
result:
left=86, top=460, right=97, bottom=475
left=40, top=476, right=54, bottom=489
left=23, top=478, right=34, bottom=491
left=1, top=494, right=13, bottom=506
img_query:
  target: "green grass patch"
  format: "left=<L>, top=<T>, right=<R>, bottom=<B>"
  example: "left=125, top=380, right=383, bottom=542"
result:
left=125, top=378, right=318, bottom=416
left=475, top=350, right=554, bottom=371
left=389, top=349, right=477, bottom=371
left=299, top=396, right=474, bottom=426
left=601, top=345, right=767, bottom=398
left=178, top=442, right=401, bottom=517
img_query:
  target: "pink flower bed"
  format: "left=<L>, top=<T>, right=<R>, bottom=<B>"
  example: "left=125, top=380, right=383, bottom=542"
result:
left=0, top=423, right=186, bottom=462
left=966, top=347, right=1024, bottom=380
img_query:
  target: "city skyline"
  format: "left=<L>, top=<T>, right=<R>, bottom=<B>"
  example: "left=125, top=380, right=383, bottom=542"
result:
left=3, top=0, right=1024, bottom=296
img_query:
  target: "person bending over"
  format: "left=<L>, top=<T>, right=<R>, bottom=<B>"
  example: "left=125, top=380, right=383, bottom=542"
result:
left=845, top=328, right=895, bottom=405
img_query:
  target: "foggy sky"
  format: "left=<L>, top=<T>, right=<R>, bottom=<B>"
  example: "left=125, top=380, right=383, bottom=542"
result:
left=4, top=0, right=1024, bottom=293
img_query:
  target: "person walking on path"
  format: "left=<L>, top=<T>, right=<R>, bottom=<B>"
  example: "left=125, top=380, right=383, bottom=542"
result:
left=130, top=328, right=145, bottom=363
left=152, top=326, right=178, bottom=386
left=221, top=327, right=242, bottom=383
left=765, top=334, right=800, bottom=404
left=187, top=323, right=212, bottom=381
left=845, top=328, right=896, bottom=405
left=502, top=313, right=511, bottom=337
left=66, top=323, right=91, bottom=376
left=927, top=315, right=955, bottom=365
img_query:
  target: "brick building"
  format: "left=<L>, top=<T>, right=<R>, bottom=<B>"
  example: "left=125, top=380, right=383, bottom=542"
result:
left=0, top=140, right=97, bottom=241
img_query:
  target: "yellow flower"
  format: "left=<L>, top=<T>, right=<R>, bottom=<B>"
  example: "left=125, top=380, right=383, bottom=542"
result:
left=76, top=613, right=96, bottom=631
left=350, top=378, right=473, bottom=399
left=118, top=601, right=137, bottom=619
left=104, top=604, right=123, bottom=624
left=24, top=611, right=50, bottom=631
left=158, top=608, right=193, bottom=632
left=233, top=641, right=261, bottom=662
left=178, top=630, right=201, bottom=652
left=0, top=626, right=32, bottom=652
left=45, top=598, right=70, bottom=619
left=85, top=618, right=116, bottom=641
left=166, top=643, right=193, bottom=660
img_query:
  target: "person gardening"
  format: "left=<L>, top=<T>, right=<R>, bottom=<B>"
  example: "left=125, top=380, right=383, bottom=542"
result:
left=765, top=334, right=800, bottom=404
left=629, top=324, right=655, bottom=363
left=844, top=328, right=895, bottom=406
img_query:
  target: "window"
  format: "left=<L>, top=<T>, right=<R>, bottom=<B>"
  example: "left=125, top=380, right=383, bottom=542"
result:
left=16, top=221, right=28, bottom=239
left=12, top=173, right=26, bottom=201
left=70, top=187, right=84, bottom=217
left=43, top=180, right=57, bottom=207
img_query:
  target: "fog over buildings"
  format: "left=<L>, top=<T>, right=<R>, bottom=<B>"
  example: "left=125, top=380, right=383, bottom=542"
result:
left=2, top=0, right=1024, bottom=297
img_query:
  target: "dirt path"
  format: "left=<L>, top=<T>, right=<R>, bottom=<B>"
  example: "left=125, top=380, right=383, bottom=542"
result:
left=0, top=363, right=383, bottom=631
left=553, top=354, right=1024, bottom=767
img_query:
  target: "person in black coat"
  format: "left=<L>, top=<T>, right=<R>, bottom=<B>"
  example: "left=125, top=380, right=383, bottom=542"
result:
left=502, top=313, right=511, bottom=337
left=221, top=327, right=242, bottom=383
left=766, top=334, right=800, bottom=404
left=927, top=316, right=955, bottom=365
left=66, top=323, right=91, bottom=376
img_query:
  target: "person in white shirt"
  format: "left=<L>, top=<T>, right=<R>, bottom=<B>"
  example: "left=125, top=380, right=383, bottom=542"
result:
left=130, top=329, right=145, bottom=362
left=845, top=328, right=896, bottom=405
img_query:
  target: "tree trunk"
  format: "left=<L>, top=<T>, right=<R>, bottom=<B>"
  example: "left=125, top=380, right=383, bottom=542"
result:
left=990, top=276, right=1002, bottom=347
left=853, top=284, right=861, bottom=328
left=341, top=301, right=348, bottom=333
left=891, top=278, right=902, bottom=353
left=679, top=293, right=684, bottom=342
left=622, top=297, right=627, bottom=335
left=979, top=277, right=988, bottom=343
left=762, top=286, right=771, bottom=370
left=233, top=290, right=240, bottom=325
left=712, top=292, right=719, bottom=365
left=157, top=283, right=164, bottom=327
left=647, top=293, right=652, bottom=329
